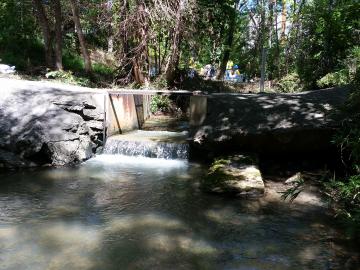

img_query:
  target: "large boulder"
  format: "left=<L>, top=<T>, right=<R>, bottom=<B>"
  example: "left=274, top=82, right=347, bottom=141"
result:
left=201, top=154, right=265, bottom=197
left=0, top=79, right=105, bottom=169
left=191, top=87, right=350, bottom=158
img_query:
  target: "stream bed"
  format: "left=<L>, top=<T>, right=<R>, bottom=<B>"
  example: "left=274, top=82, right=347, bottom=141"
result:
left=0, top=155, right=359, bottom=270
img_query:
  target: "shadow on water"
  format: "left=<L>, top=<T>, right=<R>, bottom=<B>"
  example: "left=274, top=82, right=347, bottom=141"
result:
left=0, top=83, right=358, bottom=269
left=1, top=157, right=358, bottom=270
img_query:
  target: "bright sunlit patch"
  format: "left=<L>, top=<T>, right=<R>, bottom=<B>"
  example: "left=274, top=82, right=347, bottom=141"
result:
left=105, top=213, right=185, bottom=232
left=85, top=154, right=188, bottom=169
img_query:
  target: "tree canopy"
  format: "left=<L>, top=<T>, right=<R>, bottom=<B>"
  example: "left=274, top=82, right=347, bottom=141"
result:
left=0, top=0, right=359, bottom=89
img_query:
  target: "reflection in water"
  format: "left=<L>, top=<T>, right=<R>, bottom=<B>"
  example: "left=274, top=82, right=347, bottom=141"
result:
left=0, top=155, right=358, bottom=269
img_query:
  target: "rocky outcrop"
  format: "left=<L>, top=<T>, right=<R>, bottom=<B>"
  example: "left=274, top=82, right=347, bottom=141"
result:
left=191, top=87, right=350, bottom=158
left=0, top=79, right=105, bottom=169
left=201, top=154, right=264, bottom=197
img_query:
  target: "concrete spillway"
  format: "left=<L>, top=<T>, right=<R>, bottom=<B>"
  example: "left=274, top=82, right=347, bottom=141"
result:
left=103, top=130, right=189, bottom=160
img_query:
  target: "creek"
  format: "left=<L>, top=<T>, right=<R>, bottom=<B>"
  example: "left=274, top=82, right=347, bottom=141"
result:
left=0, top=130, right=358, bottom=269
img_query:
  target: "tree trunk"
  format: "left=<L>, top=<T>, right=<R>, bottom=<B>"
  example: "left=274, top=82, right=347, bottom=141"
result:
left=259, top=0, right=267, bottom=92
left=136, top=1, right=149, bottom=85
left=53, top=0, right=63, bottom=70
left=108, top=37, right=114, bottom=53
left=69, top=0, right=92, bottom=73
left=216, top=0, right=239, bottom=80
left=274, top=0, right=281, bottom=77
left=157, top=33, right=162, bottom=74
left=164, top=0, right=187, bottom=84
left=281, top=0, right=287, bottom=41
left=260, top=47, right=267, bottom=92
left=161, top=34, right=169, bottom=72
left=32, top=0, right=53, bottom=68
left=107, top=0, right=114, bottom=53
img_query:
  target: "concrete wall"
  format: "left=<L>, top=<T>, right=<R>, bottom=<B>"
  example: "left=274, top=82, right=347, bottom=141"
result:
left=106, top=92, right=208, bottom=138
left=190, top=96, right=208, bottom=127
left=106, top=93, right=153, bottom=136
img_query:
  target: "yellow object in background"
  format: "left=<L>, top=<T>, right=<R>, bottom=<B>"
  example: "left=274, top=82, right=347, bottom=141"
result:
left=226, top=60, right=234, bottom=70
left=189, top=57, right=196, bottom=69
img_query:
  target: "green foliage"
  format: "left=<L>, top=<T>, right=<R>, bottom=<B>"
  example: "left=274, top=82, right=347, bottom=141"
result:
left=325, top=175, right=360, bottom=221
left=276, top=73, right=302, bottom=93
left=1, top=0, right=359, bottom=89
left=327, top=70, right=360, bottom=234
left=93, top=63, right=114, bottom=77
left=316, top=47, right=360, bottom=88
left=45, top=70, right=90, bottom=87
left=62, top=51, right=85, bottom=72
left=0, top=40, right=45, bottom=71
left=151, top=77, right=169, bottom=89
left=334, top=77, right=360, bottom=173
left=150, top=95, right=171, bottom=113
left=317, top=69, right=351, bottom=88
left=208, top=159, right=231, bottom=174
left=333, top=121, right=360, bottom=174
left=297, top=0, right=360, bottom=89
left=280, top=178, right=305, bottom=202
left=0, top=0, right=43, bottom=70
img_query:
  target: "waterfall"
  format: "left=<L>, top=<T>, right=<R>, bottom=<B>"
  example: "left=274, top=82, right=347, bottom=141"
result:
left=103, top=130, right=189, bottom=160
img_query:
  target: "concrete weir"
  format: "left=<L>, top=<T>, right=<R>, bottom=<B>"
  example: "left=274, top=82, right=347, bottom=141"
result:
left=0, top=79, right=207, bottom=168
left=0, top=78, right=349, bottom=168
left=105, top=90, right=208, bottom=139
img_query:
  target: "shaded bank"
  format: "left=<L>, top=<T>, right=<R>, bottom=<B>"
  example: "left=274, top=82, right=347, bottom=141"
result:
left=190, top=87, right=350, bottom=160
left=0, top=78, right=350, bottom=169
left=0, top=79, right=105, bottom=169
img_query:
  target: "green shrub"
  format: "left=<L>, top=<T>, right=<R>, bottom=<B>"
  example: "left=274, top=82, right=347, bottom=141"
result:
left=45, top=70, right=90, bottom=87
left=317, top=46, right=360, bottom=89
left=275, top=73, right=302, bottom=93
left=151, top=76, right=168, bottom=89
left=327, top=71, right=360, bottom=235
left=150, top=94, right=171, bottom=113
left=0, top=39, right=45, bottom=71
left=62, top=51, right=84, bottom=71
left=333, top=123, right=360, bottom=173
left=316, top=69, right=351, bottom=88
left=326, top=175, right=360, bottom=221
left=93, top=63, right=115, bottom=77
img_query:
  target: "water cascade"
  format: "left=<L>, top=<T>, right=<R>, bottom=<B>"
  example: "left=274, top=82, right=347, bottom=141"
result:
left=103, top=130, right=189, bottom=160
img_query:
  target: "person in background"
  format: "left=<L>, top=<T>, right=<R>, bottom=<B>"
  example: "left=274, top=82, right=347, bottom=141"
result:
left=230, top=65, right=240, bottom=82
left=225, top=60, right=234, bottom=80
left=209, top=65, right=216, bottom=78
left=188, top=57, right=196, bottom=78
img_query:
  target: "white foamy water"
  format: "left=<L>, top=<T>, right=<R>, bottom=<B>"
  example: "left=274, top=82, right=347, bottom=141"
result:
left=103, top=130, right=189, bottom=160
left=86, top=154, right=188, bottom=169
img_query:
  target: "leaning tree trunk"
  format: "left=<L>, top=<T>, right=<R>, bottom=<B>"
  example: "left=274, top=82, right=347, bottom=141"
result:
left=164, top=0, right=187, bottom=84
left=69, top=0, right=92, bottom=73
left=32, top=0, right=53, bottom=68
left=216, top=0, right=239, bottom=80
left=133, top=0, right=149, bottom=85
left=53, top=0, right=63, bottom=70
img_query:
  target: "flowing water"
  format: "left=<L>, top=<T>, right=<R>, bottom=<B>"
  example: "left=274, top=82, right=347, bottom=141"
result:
left=104, top=130, right=189, bottom=160
left=0, top=131, right=359, bottom=269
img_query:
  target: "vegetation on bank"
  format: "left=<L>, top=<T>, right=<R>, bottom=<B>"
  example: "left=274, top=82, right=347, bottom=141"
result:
left=281, top=74, right=360, bottom=236
left=0, top=0, right=359, bottom=92
left=329, top=74, right=360, bottom=231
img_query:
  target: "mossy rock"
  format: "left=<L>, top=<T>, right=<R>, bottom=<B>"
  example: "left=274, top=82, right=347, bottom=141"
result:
left=201, top=154, right=264, bottom=197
